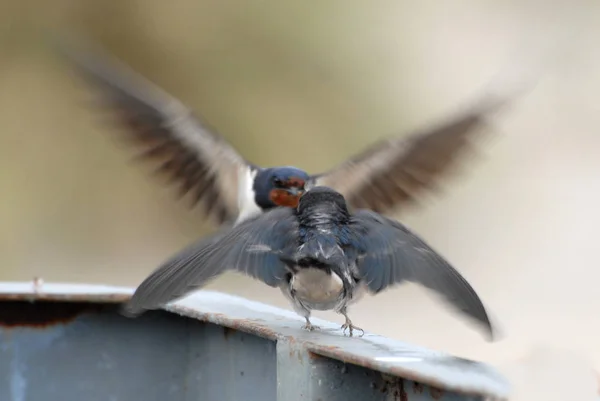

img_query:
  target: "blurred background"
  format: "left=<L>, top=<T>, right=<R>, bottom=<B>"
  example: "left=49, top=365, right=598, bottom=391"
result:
left=1, top=0, right=599, bottom=399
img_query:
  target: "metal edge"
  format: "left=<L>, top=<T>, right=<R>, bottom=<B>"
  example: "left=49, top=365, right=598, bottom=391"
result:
left=0, top=281, right=510, bottom=399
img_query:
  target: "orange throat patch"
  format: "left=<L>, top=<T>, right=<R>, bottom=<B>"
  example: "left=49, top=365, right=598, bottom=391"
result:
left=270, top=189, right=301, bottom=208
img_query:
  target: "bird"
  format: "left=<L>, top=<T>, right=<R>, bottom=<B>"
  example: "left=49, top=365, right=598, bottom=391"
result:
left=122, top=186, right=495, bottom=340
left=57, top=40, right=521, bottom=226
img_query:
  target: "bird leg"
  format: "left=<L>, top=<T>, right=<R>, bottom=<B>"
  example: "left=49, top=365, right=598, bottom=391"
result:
left=340, top=309, right=364, bottom=337
left=301, top=317, right=320, bottom=332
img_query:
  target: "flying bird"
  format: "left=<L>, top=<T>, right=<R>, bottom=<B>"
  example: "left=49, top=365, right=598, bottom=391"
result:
left=122, top=186, right=495, bottom=340
left=58, top=41, right=518, bottom=226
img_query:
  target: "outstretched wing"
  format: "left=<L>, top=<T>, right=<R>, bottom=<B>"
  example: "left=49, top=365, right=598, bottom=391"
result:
left=206, top=207, right=300, bottom=287
left=59, top=40, right=257, bottom=225
left=122, top=207, right=298, bottom=316
left=315, top=93, right=512, bottom=215
left=351, top=209, right=494, bottom=339
left=122, top=233, right=226, bottom=317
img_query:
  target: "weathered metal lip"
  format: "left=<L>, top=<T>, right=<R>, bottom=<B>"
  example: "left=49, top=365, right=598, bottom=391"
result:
left=0, top=281, right=132, bottom=302
left=0, top=281, right=510, bottom=399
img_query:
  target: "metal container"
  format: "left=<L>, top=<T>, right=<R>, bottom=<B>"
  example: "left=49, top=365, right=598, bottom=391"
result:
left=0, top=281, right=509, bottom=400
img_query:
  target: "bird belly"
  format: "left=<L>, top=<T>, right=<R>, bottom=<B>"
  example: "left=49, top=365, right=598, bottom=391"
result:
left=289, top=267, right=345, bottom=311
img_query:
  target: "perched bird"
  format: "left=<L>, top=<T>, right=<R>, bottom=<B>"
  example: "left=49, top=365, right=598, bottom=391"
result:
left=58, top=41, right=518, bottom=226
left=123, top=186, right=495, bottom=340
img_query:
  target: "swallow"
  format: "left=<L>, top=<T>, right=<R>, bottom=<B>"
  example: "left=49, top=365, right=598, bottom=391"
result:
left=57, top=40, right=519, bottom=226
left=122, top=186, right=495, bottom=340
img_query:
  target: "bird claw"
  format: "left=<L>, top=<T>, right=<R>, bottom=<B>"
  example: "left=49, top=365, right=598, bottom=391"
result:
left=341, top=321, right=364, bottom=337
left=301, top=323, right=320, bottom=332
left=301, top=317, right=320, bottom=332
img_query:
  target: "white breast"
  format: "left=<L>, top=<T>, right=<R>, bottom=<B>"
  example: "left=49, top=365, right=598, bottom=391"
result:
left=235, top=168, right=262, bottom=225
left=290, top=267, right=344, bottom=305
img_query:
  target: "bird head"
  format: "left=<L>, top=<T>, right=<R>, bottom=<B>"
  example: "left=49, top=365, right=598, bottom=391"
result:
left=297, top=186, right=350, bottom=217
left=253, top=167, right=310, bottom=210
left=298, top=186, right=350, bottom=221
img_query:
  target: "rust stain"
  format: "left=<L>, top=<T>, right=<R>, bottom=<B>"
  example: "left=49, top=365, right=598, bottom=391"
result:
left=0, top=292, right=129, bottom=303
left=169, top=305, right=281, bottom=341
left=0, top=301, right=107, bottom=328
left=307, top=344, right=341, bottom=360
left=189, top=310, right=278, bottom=340
left=296, top=349, right=304, bottom=365
left=429, top=387, right=444, bottom=400
left=284, top=342, right=307, bottom=365
left=412, top=381, right=424, bottom=394
left=377, top=378, right=407, bottom=400
left=399, top=379, right=408, bottom=401
left=384, top=365, right=482, bottom=397
left=222, top=326, right=234, bottom=340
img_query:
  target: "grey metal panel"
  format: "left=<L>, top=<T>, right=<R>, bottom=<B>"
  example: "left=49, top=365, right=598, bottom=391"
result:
left=0, top=306, right=191, bottom=401
left=184, top=321, right=277, bottom=401
left=277, top=341, right=482, bottom=401
left=0, top=282, right=511, bottom=400
left=0, top=303, right=277, bottom=401
left=169, top=290, right=509, bottom=399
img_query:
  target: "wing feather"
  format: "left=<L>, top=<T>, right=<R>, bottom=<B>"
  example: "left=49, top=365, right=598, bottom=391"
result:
left=59, top=40, right=256, bottom=224
left=122, top=233, right=225, bottom=316
left=351, top=209, right=494, bottom=339
left=122, top=208, right=297, bottom=316
left=315, top=93, right=514, bottom=215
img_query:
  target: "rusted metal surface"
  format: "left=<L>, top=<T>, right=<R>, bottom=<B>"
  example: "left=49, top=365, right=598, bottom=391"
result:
left=276, top=341, right=473, bottom=401
left=0, top=301, right=109, bottom=328
left=0, top=281, right=509, bottom=400
left=0, top=281, right=130, bottom=303
left=168, top=291, right=509, bottom=399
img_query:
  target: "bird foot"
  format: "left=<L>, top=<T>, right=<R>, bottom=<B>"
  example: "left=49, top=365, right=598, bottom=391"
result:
left=301, top=323, right=320, bottom=332
left=341, top=320, right=364, bottom=337
left=302, top=318, right=320, bottom=332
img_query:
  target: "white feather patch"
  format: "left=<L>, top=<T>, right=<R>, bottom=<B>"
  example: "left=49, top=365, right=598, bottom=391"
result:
left=235, top=168, right=262, bottom=225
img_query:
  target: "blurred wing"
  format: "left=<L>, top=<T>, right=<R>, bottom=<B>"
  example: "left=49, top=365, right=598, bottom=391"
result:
left=122, top=233, right=227, bottom=317
left=59, top=41, right=256, bottom=225
left=122, top=207, right=298, bottom=316
left=351, top=209, right=494, bottom=339
left=214, top=207, right=299, bottom=285
left=315, top=95, right=511, bottom=215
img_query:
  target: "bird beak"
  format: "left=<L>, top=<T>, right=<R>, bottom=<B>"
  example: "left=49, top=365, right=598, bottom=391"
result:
left=287, top=187, right=303, bottom=196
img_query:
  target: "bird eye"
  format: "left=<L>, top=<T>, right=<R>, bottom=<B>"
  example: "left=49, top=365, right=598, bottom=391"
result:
left=291, top=178, right=305, bottom=189
left=272, top=177, right=283, bottom=187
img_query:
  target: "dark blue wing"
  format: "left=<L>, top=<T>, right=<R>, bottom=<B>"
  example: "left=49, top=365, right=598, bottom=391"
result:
left=123, top=207, right=298, bottom=316
left=350, top=209, right=494, bottom=339
left=213, top=208, right=299, bottom=286
left=122, top=232, right=227, bottom=316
